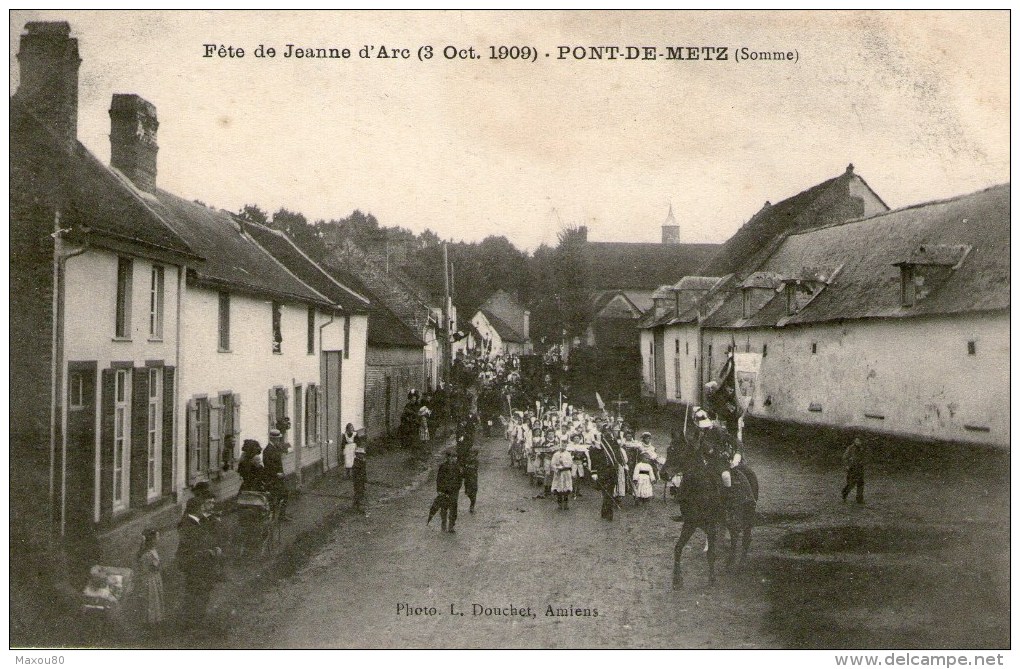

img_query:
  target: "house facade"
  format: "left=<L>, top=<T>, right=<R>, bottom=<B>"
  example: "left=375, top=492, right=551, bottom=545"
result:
left=641, top=178, right=1009, bottom=449
left=10, top=20, right=373, bottom=619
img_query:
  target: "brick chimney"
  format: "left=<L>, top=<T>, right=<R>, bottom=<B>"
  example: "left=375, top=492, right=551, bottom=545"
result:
left=15, top=21, right=81, bottom=142
left=661, top=204, right=680, bottom=244
left=109, top=94, right=159, bottom=192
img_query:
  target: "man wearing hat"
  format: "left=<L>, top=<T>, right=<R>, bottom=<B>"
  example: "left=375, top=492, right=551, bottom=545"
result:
left=841, top=437, right=868, bottom=504
left=263, top=429, right=290, bottom=520
left=175, top=490, right=222, bottom=631
left=427, top=449, right=462, bottom=532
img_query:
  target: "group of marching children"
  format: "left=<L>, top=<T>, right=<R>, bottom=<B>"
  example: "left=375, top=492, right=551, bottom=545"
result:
left=505, top=403, right=667, bottom=514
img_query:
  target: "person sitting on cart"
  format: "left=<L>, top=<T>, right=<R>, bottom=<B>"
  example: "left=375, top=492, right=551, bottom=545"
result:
left=237, top=439, right=264, bottom=492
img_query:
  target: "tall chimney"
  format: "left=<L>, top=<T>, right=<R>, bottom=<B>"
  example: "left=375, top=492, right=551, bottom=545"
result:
left=15, top=21, right=81, bottom=142
left=109, top=94, right=159, bottom=192
left=661, top=204, right=680, bottom=244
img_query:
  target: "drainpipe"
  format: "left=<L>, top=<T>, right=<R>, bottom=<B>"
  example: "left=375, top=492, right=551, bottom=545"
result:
left=318, top=309, right=336, bottom=472
left=51, top=211, right=90, bottom=537
left=174, top=264, right=186, bottom=499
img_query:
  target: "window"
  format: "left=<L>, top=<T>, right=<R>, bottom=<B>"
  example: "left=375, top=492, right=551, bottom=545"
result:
left=147, top=368, right=162, bottom=498
left=305, top=384, right=319, bottom=446
left=685, top=341, right=689, bottom=356
left=113, top=369, right=131, bottom=510
left=149, top=265, right=164, bottom=339
left=674, top=339, right=680, bottom=354
left=187, top=392, right=240, bottom=485
left=673, top=357, right=682, bottom=400
left=218, top=292, right=231, bottom=351
left=967, top=340, right=976, bottom=356
left=307, top=307, right=316, bottom=355
left=762, top=344, right=768, bottom=358
left=272, top=302, right=283, bottom=353
left=269, top=386, right=289, bottom=437
left=115, top=257, right=133, bottom=338
left=811, top=342, right=817, bottom=354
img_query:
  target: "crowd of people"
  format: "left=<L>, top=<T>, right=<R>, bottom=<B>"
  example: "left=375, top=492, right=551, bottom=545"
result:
left=504, top=404, right=667, bottom=518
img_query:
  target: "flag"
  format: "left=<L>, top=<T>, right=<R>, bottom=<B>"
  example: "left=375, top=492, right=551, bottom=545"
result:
left=595, top=392, right=605, bottom=411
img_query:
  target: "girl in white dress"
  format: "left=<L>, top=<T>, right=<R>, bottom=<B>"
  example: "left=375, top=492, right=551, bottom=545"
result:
left=633, top=457, right=657, bottom=504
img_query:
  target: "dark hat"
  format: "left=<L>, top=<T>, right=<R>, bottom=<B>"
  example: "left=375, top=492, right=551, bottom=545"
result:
left=184, top=496, right=206, bottom=515
left=191, top=481, right=214, bottom=499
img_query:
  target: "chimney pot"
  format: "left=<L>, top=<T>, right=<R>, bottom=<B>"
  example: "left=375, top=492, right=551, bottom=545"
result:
left=109, top=94, right=159, bottom=192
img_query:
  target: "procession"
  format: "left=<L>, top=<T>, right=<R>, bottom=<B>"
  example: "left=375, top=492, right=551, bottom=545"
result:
left=11, top=11, right=1008, bottom=654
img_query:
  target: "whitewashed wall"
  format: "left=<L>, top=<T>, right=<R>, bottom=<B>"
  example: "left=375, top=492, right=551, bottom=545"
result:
left=703, top=312, right=1009, bottom=447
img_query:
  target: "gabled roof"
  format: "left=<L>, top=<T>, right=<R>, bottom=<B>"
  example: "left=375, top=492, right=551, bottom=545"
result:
left=145, top=189, right=331, bottom=306
left=673, top=276, right=722, bottom=291
left=585, top=242, right=721, bottom=290
left=479, top=309, right=528, bottom=343
left=326, top=266, right=425, bottom=348
left=639, top=276, right=728, bottom=329
left=11, top=100, right=198, bottom=263
left=703, top=184, right=1009, bottom=328
left=480, top=288, right=526, bottom=314
left=244, top=222, right=370, bottom=314
left=699, top=166, right=888, bottom=278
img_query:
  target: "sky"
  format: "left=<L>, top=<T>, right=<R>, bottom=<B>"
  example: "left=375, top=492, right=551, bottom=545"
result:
left=9, top=10, right=1010, bottom=252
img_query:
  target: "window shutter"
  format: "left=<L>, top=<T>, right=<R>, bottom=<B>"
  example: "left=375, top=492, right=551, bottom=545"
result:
left=209, top=396, right=222, bottom=478
left=187, top=399, right=198, bottom=486
left=231, top=394, right=242, bottom=452
left=162, top=367, right=175, bottom=495
left=130, top=368, right=148, bottom=507
left=99, top=369, right=116, bottom=521
left=268, top=389, right=276, bottom=435
left=293, top=387, right=303, bottom=450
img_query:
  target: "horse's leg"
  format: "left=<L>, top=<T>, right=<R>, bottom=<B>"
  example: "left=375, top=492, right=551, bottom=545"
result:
left=704, top=524, right=717, bottom=585
left=740, top=505, right=755, bottom=566
left=672, top=523, right=698, bottom=589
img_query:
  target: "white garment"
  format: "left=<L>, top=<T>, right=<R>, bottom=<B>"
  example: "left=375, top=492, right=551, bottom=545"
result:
left=342, top=432, right=358, bottom=469
left=633, top=462, right=657, bottom=499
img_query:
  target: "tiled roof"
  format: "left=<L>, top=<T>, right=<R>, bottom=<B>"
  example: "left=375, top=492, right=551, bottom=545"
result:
left=325, top=266, right=425, bottom=348
left=244, top=222, right=370, bottom=314
left=699, top=168, right=888, bottom=278
left=585, top=242, right=720, bottom=290
left=147, top=190, right=331, bottom=306
left=480, top=309, right=528, bottom=343
left=11, top=100, right=197, bottom=261
left=703, top=184, right=1009, bottom=328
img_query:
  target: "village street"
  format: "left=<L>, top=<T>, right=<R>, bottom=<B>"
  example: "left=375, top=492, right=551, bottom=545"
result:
left=216, top=426, right=1009, bottom=650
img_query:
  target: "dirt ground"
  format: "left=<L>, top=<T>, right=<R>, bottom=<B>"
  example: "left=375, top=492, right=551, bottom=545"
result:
left=214, top=424, right=1009, bottom=649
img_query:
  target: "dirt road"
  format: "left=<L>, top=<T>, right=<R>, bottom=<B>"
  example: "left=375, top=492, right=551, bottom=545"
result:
left=225, top=431, right=1009, bottom=649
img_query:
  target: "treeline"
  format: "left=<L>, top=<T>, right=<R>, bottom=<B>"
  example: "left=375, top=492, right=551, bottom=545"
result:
left=236, top=204, right=592, bottom=347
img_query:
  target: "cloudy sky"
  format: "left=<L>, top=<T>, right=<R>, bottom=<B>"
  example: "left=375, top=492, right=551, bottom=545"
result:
left=9, top=10, right=1009, bottom=251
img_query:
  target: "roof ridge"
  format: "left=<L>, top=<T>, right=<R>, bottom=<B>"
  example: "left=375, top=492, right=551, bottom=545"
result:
left=786, top=182, right=1010, bottom=237
left=245, top=220, right=372, bottom=307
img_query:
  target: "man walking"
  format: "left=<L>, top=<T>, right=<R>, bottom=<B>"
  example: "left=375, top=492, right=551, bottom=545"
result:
left=427, top=450, right=462, bottom=533
left=461, top=447, right=480, bottom=513
left=262, top=428, right=290, bottom=520
left=841, top=437, right=867, bottom=504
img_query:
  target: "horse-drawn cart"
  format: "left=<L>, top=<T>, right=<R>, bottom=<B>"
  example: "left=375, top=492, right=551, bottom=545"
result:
left=234, top=490, right=279, bottom=558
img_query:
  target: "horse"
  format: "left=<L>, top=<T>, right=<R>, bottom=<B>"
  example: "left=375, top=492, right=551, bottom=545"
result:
left=666, top=428, right=724, bottom=588
left=666, top=425, right=759, bottom=588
